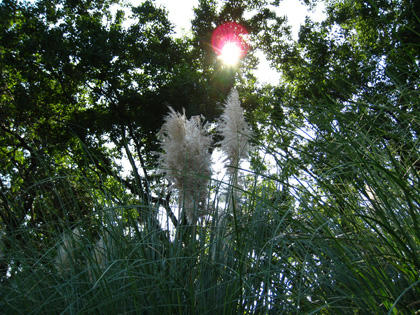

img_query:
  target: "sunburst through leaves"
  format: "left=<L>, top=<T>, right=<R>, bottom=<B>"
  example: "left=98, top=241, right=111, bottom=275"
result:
left=211, top=22, right=249, bottom=65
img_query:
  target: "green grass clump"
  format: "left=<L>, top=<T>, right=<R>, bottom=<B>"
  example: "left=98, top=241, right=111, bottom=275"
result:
left=1, top=93, right=418, bottom=314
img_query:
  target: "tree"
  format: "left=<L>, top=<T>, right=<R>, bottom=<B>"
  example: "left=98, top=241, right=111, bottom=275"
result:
left=0, top=0, right=213, bottom=279
left=259, top=0, right=420, bottom=311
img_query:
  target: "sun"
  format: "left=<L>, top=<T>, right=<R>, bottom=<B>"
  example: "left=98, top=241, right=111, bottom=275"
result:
left=219, top=41, right=242, bottom=66
left=211, top=22, right=249, bottom=66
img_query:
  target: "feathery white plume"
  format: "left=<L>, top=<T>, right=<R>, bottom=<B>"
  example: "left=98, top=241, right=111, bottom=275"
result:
left=158, top=108, right=212, bottom=224
left=218, top=88, right=251, bottom=173
left=91, top=230, right=115, bottom=268
left=55, top=227, right=81, bottom=273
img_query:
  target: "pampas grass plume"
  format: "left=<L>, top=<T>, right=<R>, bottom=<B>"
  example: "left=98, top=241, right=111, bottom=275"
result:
left=218, top=88, right=252, bottom=173
left=158, top=107, right=212, bottom=224
left=55, top=227, right=81, bottom=273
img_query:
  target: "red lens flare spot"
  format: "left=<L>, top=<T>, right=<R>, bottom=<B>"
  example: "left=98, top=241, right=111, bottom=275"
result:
left=211, top=22, right=249, bottom=63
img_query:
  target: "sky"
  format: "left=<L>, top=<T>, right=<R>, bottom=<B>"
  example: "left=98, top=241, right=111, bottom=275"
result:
left=154, top=0, right=325, bottom=39
left=26, top=0, right=326, bottom=84
left=154, top=0, right=326, bottom=84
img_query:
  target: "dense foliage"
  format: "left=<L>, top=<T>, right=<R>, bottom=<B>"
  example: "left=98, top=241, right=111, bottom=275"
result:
left=0, top=0, right=418, bottom=313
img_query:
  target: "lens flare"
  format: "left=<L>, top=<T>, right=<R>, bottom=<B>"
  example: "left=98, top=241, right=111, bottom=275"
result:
left=211, top=22, right=249, bottom=65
